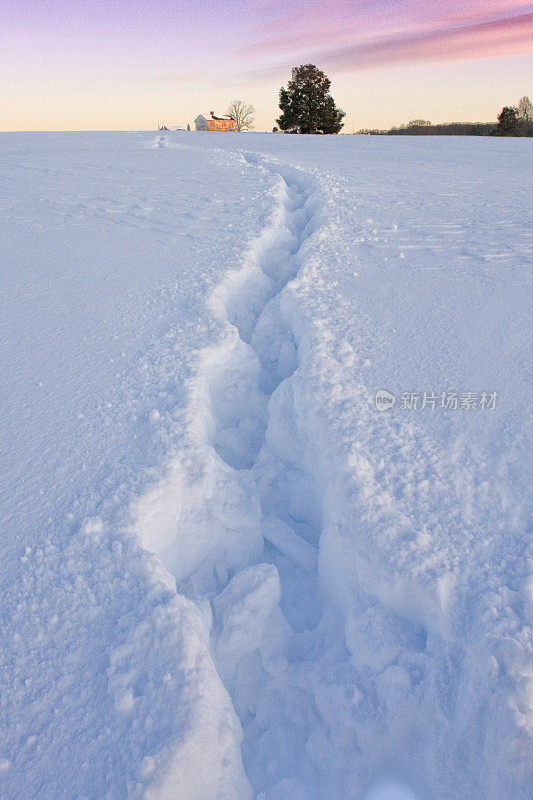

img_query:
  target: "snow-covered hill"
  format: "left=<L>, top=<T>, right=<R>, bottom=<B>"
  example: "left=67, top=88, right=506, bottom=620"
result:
left=0, top=132, right=531, bottom=800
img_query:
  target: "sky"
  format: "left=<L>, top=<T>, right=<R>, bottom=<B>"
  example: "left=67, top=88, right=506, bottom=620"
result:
left=1, top=0, right=532, bottom=131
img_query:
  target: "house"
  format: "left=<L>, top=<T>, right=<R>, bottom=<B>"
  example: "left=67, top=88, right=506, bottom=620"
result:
left=195, top=112, right=237, bottom=132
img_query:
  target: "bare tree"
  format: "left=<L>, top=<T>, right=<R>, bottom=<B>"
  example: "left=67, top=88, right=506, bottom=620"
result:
left=227, top=100, right=256, bottom=131
left=518, top=96, right=533, bottom=121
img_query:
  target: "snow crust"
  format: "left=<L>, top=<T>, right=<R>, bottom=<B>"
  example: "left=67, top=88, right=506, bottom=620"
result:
left=1, top=131, right=531, bottom=799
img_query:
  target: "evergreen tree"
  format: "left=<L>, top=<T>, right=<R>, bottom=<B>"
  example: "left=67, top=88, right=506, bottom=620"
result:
left=496, top=106, right=520, bottom=136
left=276, top=65, right=345, bottom=134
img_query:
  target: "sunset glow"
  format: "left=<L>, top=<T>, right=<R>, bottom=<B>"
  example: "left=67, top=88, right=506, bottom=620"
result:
left=2, top=0, right=532, bottom=131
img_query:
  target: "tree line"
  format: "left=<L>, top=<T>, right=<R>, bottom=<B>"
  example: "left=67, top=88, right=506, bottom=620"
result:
left=357, top=97, right=533, bottom=137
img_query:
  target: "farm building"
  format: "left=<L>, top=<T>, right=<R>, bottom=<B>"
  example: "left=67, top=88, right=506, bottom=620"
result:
left=195, top=112, right=237, bottom=132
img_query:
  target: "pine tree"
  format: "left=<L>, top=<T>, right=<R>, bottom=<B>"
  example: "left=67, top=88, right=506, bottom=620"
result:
left=497, top=106, right=520, bottom=136
left=276, top=65, right=345, bottom=134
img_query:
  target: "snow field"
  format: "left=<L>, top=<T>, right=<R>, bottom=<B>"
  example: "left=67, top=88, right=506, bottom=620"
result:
left=1, top=132, right=531, bottom=800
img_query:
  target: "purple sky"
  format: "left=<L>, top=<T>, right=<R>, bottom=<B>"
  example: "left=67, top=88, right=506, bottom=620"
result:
left=2, top=0, right=532, bottom=130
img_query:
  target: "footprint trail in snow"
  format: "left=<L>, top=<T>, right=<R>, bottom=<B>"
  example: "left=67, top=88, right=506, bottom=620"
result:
left=206, top=156, right=329, bottom=793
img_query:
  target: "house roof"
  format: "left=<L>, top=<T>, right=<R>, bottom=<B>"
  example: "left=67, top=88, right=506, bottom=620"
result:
left=196, top=113, right=235, bottom=122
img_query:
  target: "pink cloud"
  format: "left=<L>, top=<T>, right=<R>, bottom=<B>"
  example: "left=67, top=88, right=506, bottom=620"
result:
left=320, top=12, right=533, bottom=70
left=240, top=5, right=533, bottom=74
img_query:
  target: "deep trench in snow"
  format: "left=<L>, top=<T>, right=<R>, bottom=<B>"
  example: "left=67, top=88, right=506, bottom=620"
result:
left=207, top=156, right=322, bottom=626
left=205, top=156, right=329, bottom=790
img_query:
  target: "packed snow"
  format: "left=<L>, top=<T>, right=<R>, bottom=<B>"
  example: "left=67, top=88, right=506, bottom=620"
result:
left=0, top=131, right=531, bottom=800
